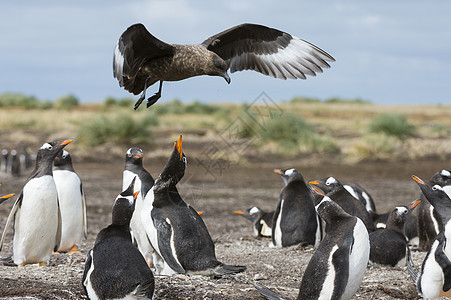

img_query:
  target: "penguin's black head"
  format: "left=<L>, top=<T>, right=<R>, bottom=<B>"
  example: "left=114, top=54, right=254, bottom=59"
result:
left=274, top=168, right=304, bottom=185
left=54, top=150, right=73, bottom=168
left=315, top=195, right=349, bottom=224
left=430, top=169, right=451, bottom=186
left=387, top=199, right=421, bottom=229
left=309, top=176, right=341, bottom=195
left=36, top=139, right=72, bottom=162
left=234, top=206, right=264, bottom=222
left=125, top=147, right=144, bottom=166
left=413, top=175, right=451, bottom=216
left=112, top=177, right=139, bottom=226
left=156, top=136, right=186, bottom=187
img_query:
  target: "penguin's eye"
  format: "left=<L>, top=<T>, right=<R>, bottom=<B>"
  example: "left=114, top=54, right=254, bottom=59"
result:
left=432, top=186, right=438, bottom=191
left=183, top=156, right=187, bottom=166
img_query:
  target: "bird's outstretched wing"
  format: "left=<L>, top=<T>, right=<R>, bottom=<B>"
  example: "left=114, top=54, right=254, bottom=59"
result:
left=202, top=23, right=335, bottom=80
left=113, top=23, right=175, bottom=94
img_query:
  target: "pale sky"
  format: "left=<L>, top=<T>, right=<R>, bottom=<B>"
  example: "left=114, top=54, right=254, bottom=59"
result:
left=1, top=1, right=450, bottom=105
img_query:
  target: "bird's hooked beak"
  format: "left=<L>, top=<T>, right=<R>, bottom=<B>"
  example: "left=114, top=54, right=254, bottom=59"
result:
left=222, top=72, right=231, bottom=84
left=175, top=135, right=183, bottom=159
left=408, top=198, right=421, bottom=211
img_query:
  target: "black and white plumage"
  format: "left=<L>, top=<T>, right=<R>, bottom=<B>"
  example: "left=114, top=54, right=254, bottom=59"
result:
left=234, top=207, right=274, bottom=238
left=83, top=178, right=155, bottom=300
left=408, top=175, right=451, bottom=299
left=141, top=136, right=246, bottom=276
left=271, top=168, right=321, bottom=248
left=309, top=176, right=375, bottom=233
left=53, top=150, right=87, bottom=253
left=122, top=147, right=155, bottom=264
left=256, top=194, right=370, bottom=300
left=369, top=199, right=421, bottom=267
left=0, top=139, right=72, bottom=267
left=113, top=23, right=335, bottom=109
left=343, top=182, right=376, bottom=215
left=417, top=169, right=451, bottom=251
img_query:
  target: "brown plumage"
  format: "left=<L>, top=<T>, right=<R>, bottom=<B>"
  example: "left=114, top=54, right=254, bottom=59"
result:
left=113, top=23, right=335, bottom=109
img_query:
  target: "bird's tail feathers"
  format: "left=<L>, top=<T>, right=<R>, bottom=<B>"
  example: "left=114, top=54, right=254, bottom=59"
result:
left=254, top=283, right=292, bottom=300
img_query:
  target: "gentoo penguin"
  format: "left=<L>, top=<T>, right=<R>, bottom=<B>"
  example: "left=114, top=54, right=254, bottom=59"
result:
left=114, top=23, right=334, bottom=109
left=53, top=149, right=87, bottom=253
left=234, top=207, right=274, bottom=237
left=9, top=150, right=20, bottom=177
left=1, top=149, right=8, bottom=173
left=122, top=147, right=155, bottom=263
left=343, top=182, right=376, bottom=215
left=0, top=139, right=72, bottom=266
left=309, top=176, right=375, bottom=232
left=83, top=178, right=155, bottom=300
left=255, top=190, right=370, bottom=300
left=417, top=169, right=451, bottom=251
left=369, top=199, right=421, bottom=267
left=271, top=169, right=321, bottom=248
left=141, top=136, right=246, bottom=276
left=408, top=175, right=451, bottom=299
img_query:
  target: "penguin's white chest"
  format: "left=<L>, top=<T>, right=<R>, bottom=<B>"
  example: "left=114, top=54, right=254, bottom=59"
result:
left=53, top=170, right=83, bottom=251
left=14, top=175, right=59, bottom=265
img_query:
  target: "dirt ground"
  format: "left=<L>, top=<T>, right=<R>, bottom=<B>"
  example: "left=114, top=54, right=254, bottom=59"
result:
left=0, top=144, right=450, bottom=299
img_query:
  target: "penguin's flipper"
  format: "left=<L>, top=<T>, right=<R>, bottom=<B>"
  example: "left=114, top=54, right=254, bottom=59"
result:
left=435, top=235, right=451, bottom=291
left=82, top=250, right=92, bottom=295
left=213, top=264, right=247, bottom=276
left=406, top=247, right=419, bottom=284
left=54, top=199, right=62, bottom=252
left=81, top=184, right=88, bottom=239
left=0, top=191, right=22, bottom=252
left=254, top=283, right=292, bottom=300
left=132, top=278, right=155, bottom=298
left=155, top=217, right=185, bottom=274
left=331, top=243, right=351, bottom=298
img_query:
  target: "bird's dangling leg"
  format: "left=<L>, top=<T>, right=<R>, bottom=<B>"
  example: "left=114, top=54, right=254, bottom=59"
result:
left=146, top=81, right=163, bottom=108
left=134, top=77, right=151, bottom=110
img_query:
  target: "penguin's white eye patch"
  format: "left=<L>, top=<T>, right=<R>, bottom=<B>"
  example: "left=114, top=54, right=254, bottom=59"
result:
left=432, top=185, right=443, bottom=191
left=40, top=143, right=53, bottom=150
left=249, top=207, right=259, bottom=215
left=284, top=169, right=295, bottom=176
left=395, top=207, right=408, bottom=215
left=126, top=148, right=133, bottom=156
left=326, top=177, right=337, bottom=186
left=441, top=170, right=451, bottom=177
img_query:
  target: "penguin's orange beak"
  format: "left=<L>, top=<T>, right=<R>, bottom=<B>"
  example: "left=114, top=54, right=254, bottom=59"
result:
left=311, top=186, right=325, bottom=196
left=133, top=191, right=139, bottom=200
left=175, top=135, right=183, bottom=159
left=234, top=210, right=244, bottom=215
left=412, top=175, right=426, bottom=185
left=197, top=211, right=203, bottom=215
left=0, top=193, right=14, bottom=200
left=60, top=139, right=73, bottom=146
left=273, top=169, right=283, bottom=175
left=408, top=198, right=421, bottom=210
left=134, top=154, right=143, bottom=158
left=309, top=180, right=320, bottom=185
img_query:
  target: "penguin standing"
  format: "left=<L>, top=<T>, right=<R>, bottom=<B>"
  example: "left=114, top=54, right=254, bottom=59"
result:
left=0, top=139, right=72, bottom=266
left=53, top=149, right=87, bottom=253
left=309, top=176, right=375, bottom=232
left=122, top=147, right=155, bottom=264
left=141, top=136, right=246, bottom=276
left=271, top=169, right=320, bottom=248
left=233, top=207, right=274, bottom=237
left=417, top=169, right=451, bottom=251
left=1, top=149, right=8, bottom=173
left=10, top=150, right=20, bottom=177
left=83, top=178, right=155, bottom=300
left=256, top=190, right=370, bottom=300
left=408, top=175, right=451, bottom=299
left=369, top=199, right=421, bottom=267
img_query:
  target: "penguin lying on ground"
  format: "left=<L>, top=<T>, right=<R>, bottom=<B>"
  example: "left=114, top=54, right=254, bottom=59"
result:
left=369, top=199, right=421, bottom=267
left=83, top=178, right=155, bottom=300
left=417, top=169, right=451, bottom=251
left=234, top=207, right=274, bottom=237
left=408, top=175, right=451, bottom=299
left=114, top=23, right=335, bottom=109
left=122, top=147, right=155, bottom=264
left=309, top=176, right=375, bottom=233
left=53, top=150, right=87, bottom=254
left=0, top=139, right=72, bottom=266
left=271, top=168, right=321, bottom=248
left=255, top=188, right=370, bottom=300
left=141, top=136, right=246, bottom=276
left=0, top=184, right=14, bottom=205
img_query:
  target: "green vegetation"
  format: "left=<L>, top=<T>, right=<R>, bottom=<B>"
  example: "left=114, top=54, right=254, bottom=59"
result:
left=76, top=112, right=158, bottom=147
left=54, top=94, right=80, bottom=110
left=0, top=93, right=42, bottom=109
left=368, top=113, right=415, bottom=140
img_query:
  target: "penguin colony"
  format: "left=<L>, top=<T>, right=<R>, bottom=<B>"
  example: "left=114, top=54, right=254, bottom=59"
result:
left=0, top=22, right=448, bottom=299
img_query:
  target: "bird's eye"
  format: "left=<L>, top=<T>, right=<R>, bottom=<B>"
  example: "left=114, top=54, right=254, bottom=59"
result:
left=432, top=186, right=437, bottom=191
